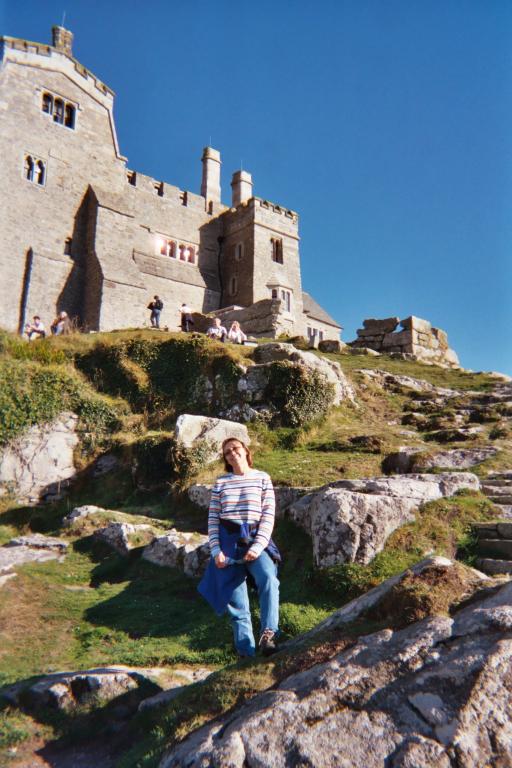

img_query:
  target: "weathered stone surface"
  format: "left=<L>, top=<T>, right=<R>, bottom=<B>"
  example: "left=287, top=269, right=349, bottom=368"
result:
left=142, top=529, right=209, bottom=577
left=318, top=338, right=347, bottom=353
left=175, top=415, right=249, bottom=462
left=2, top=666, right=168, bottom=713
left=362, top=316, right=400, bottom=332
left=476, top=558, right=512, bottom=575
left=95, top=522, right=155, bottom=556
left=160, top=573, right=512, bottom=768
left=5, top=534, right=69, bottom=552
left=290, top=473, right=480, bottom=567
left=91, top=453, right=119, bottom=478
left=0, top=412, right=79, bottom=501
left=62, top=504, right=109, bottom=527
left=349, top=346, right=381, bottom=356
left=188, top=483, right=311, bottom=518
left=358, top=369, right=460, bottom=397
left=477, top=539, right=512, bottom=559
left=384, top=446, right=498, bottom=473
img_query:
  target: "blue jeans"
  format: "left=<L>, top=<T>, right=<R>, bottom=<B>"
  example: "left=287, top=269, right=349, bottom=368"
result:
left=151, top=309, right=161, bottom=328
left=226, top=551, right=279, bottom=656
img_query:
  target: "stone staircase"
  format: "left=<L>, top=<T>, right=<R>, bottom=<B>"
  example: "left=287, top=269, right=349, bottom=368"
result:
left=481, top=471, right=512, bottom=519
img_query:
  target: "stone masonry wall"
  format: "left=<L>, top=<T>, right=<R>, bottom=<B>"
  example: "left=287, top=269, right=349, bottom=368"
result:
left=350, top=316, right=460, bottom=367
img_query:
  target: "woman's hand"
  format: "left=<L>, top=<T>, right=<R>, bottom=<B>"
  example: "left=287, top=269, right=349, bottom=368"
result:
left=243, top=550, right=258, bottom=562
left=215, top=552, right=227, bottom=569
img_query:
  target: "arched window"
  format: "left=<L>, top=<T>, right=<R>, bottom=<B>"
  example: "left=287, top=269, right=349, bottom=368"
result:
left=53, top=98, right=64, bottom=124
left=187, top=247, right=195, bottom=264
left=24, top=155, right=34, bottom=181
left=271, top=288, right=278, bottom=299
left=42, top=92, right=53, bottom=114
left=36, top=160, right=46, bottom=186
left=271, top=237, right=283, bottom=264
left=64, top=104, right=75, bottom=129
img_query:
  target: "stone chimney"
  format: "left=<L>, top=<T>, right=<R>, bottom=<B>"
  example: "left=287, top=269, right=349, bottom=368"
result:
left=52, top=26, right=74, bottom=56
left=201, top=147, right=221, bottom=205
left=231, top=170, right=253, bottom=207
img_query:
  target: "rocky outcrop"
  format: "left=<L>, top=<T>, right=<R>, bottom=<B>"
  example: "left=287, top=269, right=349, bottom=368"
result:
left=0, top=534, right=68, bottom=586
left=142, top=529, right=210, bottom=577
left=175, top=415, right=249, bottom=462
left=384, top=446, right=498, bottom=474
left=350, top=316, right=460, bottom=368
left=0, top=411, right=79, bottom=502
left=160, top=567, right=512, bottom=768
left=95, top=522, right=156, bottom=556
left=250, top=343, right=355, bottom=405
left=289, top=473, right=480, bottom=567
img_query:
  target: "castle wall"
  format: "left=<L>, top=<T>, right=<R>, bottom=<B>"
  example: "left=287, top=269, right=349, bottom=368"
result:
left=0, top=40, right=125, bottom=332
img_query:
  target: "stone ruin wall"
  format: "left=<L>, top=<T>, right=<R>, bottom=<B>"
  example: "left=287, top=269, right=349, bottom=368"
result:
left=188, top=298, right=295, bottom=339
left=349, top=315, right=460, bottom=368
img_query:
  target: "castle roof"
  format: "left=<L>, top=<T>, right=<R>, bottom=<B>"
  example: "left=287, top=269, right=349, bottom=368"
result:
left=302, top=292, right=342, bottom=329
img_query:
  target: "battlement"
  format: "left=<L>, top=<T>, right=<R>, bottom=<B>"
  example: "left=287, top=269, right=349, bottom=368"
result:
left=0, top=35, right=114, bottom=99
left=221, top=196, right=298, bottom=224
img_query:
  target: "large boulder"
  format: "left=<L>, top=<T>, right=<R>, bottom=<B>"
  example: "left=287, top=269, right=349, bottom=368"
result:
left=94, top=522, right=156, bottom=556
left=0, top=412, right=78, bottom=502
left=251, top=343, right=355, bottom=405
left=175, top=415, right=249, bottom=463
left=384, top=447, right=498, bottom=474
left=142, top=529, right=210, bottom=577
left=290, top=473, right=480, bottom=567
left=160, top=569, right=512, bottom=768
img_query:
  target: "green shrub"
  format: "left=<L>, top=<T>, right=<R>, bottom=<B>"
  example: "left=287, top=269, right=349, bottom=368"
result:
left=265, top=362, right=335, bottom=427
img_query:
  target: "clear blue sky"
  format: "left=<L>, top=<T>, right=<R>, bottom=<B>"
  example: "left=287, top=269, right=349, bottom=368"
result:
left=3, top=0, right=511, bottom=373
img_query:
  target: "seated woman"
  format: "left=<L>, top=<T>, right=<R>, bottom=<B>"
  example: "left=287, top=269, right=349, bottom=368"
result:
left=227, top=320, right=247, bottom=345
left=50, top=311, right=72, bottom=335
left=198, top=437, right=280, bottom=657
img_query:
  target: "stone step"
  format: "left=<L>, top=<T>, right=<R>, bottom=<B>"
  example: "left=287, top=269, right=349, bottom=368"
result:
left=486, top=495, right=512, bottom=506
left=483, top=478, right=512, bottom=489
left=472, top=522, right=512, bottom=539
left=486, top=471, right=512, bottom=481
left=494, top=505, right=512, bottom=519
left=481, top=485, right=512, bottom=497
left=476, top=558, right=512, bottom=576
left=477, top=539, right=512, bottom=559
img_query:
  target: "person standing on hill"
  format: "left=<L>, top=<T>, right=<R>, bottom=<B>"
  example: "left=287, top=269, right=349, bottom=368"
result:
left=148, top=295, right=163, bottom=328
left=180, top=303, right=194, bottom=332
left=198, top=437, right=281, bottom=657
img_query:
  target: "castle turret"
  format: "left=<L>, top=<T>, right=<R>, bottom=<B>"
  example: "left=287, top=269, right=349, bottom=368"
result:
left=231, top=170, right=253, bottom=207
left=201, top=146, right=221, bottom=205
left=52, top=25, right=74, bottom=56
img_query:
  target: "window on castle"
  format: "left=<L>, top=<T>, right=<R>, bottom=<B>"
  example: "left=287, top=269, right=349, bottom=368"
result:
left=64, top=237, right=73, bottom=256
left=155, top=182, right=164, bottom=197
left=230, top=276, right=238, bottom=296
left=53, top=98, right=64, bottom=124
left=235, top=243, right=244, bottom=261
left=187, top=247, right=195, bottom=264
left=271, top=237, right=283, bottom=264
left=319, top=330, right=324, bottom=342
left=271, top=288, right=278, bottom=299
left=24, top=155, right=34, bottom=181
left=159, top=239, right=176, bottom=258
left=24, top=155, right=46, bottom=186
left=42, top=92, right=53, bottom=114
left=42, top=91, right=76, bottom=129
left=64, top=104, right=76, bottom=129
left=281, top=289, right=291, bottom=312
left=127, top=171, right=136, bottom=186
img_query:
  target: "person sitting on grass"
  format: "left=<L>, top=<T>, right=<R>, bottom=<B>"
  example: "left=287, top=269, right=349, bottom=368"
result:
left=206, top=317, right=228, bottom=342
left=227, top=320, right=247, bottom=345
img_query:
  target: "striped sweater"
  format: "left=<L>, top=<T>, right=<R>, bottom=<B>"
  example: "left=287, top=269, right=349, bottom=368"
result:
left=208, top=470, right=276, bottom=558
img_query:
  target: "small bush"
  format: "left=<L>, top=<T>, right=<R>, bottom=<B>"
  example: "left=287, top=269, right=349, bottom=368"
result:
left=265, top=362, right=335, bottom=427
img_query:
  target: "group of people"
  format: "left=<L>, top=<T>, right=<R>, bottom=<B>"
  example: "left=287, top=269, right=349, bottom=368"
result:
left=148, top=297, right=249, bottom=345
left=24, top=311, right=72, bottom=340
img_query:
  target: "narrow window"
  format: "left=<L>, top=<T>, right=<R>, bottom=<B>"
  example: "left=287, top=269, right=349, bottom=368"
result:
left=155, top=182, right=164, bottom=196
left=180, top=191, right=188, bottom=206
left=64, top=237, right=72, bottom=255
left=36, top=160, right=46, bottom=185
left=64, top=104, right=75, bottom=129
left=187, top=246, right=195, bottom=264
left=207, top=200, right=213, bottom=215
left=235, top=243, right=243, bottom=261
left=169, top=241, right=177, bottom=258
left=127, top=170, right=136, bottom=186
left=54, top=98, right=64, bottom=124
left=160, top=239, right=167, bottom=256
left=319, top=330, right=324, bottom=341
left=230, top=276, right=238, bottom=295
left=42, top=92, right=53, bottom=114
left=271, top=237, right=283, bottom=263
left=179, top=244, right=187, bottom=261
left=271, top=288, right=278, bottom=299
left=24, top=155, right=34, bottom=181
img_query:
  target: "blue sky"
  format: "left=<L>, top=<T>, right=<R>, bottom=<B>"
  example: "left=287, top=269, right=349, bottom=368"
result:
left=3, top=0, right=511, bottom=373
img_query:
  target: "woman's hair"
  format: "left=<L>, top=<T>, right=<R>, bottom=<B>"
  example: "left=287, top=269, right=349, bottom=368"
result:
left=221, top=437, right=253, bottom=472
left=230, top=321, right=240, bottom=330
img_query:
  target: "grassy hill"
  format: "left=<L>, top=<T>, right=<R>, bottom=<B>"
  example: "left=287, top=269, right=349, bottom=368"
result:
left=0, top=329, right=508, bottom=766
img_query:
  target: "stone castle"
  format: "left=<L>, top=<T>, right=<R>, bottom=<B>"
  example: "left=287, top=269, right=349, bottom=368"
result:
left=0, top=25, right=341, bottom=342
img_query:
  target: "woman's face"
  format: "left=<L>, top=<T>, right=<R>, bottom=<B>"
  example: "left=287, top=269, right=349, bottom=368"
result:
left=223, top=440, right=249, bottom=474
